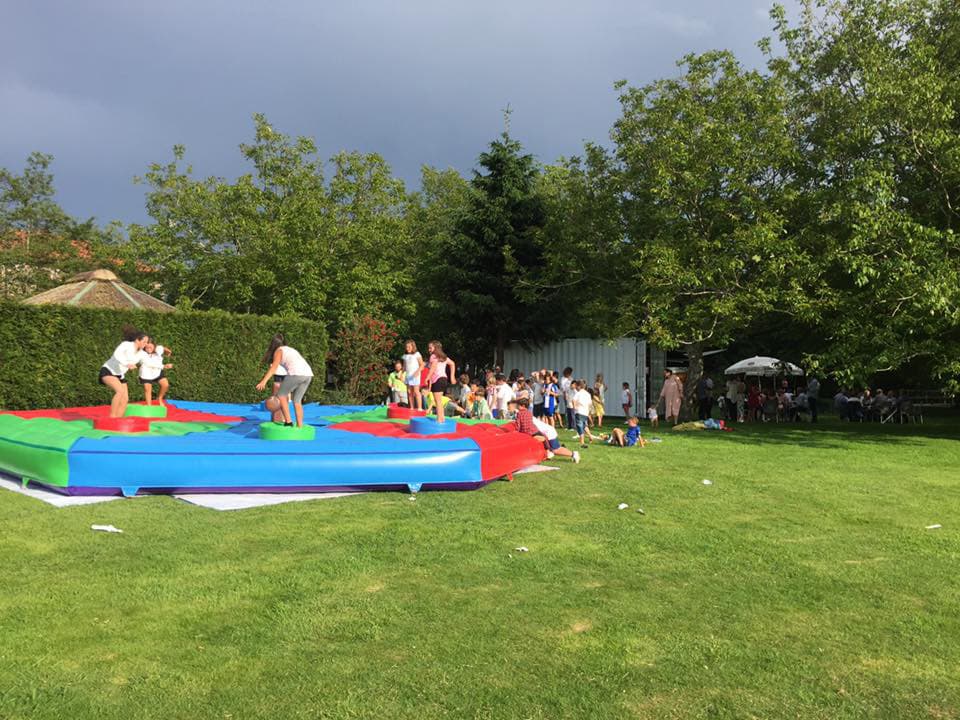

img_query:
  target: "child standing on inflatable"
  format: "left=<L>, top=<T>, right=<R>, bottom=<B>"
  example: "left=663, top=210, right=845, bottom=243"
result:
left=402, top=340, right=425, bottom=411
left=426, top=342, right=456, bottom=423
left=256, top=334, right=313, bottom=428
left=99, top=327, right=149, bottom=418
left=139, top=338, right=173, bottom=405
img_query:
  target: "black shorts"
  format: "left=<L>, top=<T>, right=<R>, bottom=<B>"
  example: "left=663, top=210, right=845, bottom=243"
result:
left=533, top=402, right=545, bottom=417
left=430, top=377, right=449, bottom=393
left=139, top=371, right=166, bottom=385
left=273, top=375, right=286, bottom=385
left=98, top=366, right=126, bottom=385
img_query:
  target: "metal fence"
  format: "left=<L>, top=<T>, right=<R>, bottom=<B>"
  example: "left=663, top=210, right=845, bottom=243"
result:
left=503, top=338, right=652, bottom=415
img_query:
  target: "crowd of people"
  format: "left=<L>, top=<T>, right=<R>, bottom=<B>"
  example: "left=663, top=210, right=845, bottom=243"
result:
left=832, top=387, right=915, bottom=422
left=387, top=341, right=649, bottom=455
left=692, top=374, right=823, bottom=424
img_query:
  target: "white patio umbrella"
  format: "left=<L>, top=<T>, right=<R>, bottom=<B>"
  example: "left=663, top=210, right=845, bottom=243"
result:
left=724, top=356, right=803, bottom=377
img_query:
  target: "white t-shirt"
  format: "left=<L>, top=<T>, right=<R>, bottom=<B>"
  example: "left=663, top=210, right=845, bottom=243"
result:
left=139, top=345, right=165, bottom=381
left=279, top=346, right=313, bottom=376
left=103, top=341, right=146, bottom=379
left=532, top=417, right=557, bottom=441
left=647, top=406, right=658, bottom=420
left=402, top=352, right=422, bottom=381
left=622, top=388, right=631, bottom=405
left=560, top=377, right=573, bottom=404
left=572, top=388, right=592, bottom=416
left=726, top=379, right=739, bottom=401
left=273, top=365, right=287, bottom=377
left=496, top=383, right=515, bottom=412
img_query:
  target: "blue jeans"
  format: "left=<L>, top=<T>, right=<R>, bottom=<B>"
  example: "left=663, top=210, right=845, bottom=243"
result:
left=575, top=413, right=588, bottom=436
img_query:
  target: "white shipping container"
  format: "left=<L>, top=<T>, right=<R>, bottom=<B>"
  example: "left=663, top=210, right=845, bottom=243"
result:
left=503, top=338, right=647, bottom=417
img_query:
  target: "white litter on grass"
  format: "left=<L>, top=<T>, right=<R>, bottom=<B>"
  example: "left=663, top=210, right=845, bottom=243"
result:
left=702, top=479, right=713, bottom=486
left=409, top=496, right=417, bottom=501
left=925, top=524, right=942, bottom=530
left=618, top=503, right=629, bottom=510
left=514, top=546, right=529, bottom=552
left=637, top=508, right=645, bottom=515
left=91, top=524, right=123, bottom=533
left=648, top=438, right=663, bottom=443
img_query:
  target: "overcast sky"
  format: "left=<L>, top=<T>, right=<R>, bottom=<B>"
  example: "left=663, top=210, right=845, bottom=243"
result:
left=0, top=0, right=797, bottom=225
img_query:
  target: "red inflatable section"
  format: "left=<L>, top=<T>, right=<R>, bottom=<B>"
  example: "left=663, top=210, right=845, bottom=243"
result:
left=2, top=404, right=243, bottom=425
left=329, top=420, right=545, bottom=481
left=386, top=404, right=427, bottom=419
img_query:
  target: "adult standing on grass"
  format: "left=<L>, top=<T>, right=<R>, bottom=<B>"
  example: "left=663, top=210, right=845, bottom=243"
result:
left=257, top=333, right=313, bottom=428
left=561, top=367, right=575, bottom=430
left=696, top=375, right=713, bottom=420
left=99, top=327, right=149, bottom=418
left=659, top=368, right=683, bottom=425
left=807, top=376, right=820, bottom=423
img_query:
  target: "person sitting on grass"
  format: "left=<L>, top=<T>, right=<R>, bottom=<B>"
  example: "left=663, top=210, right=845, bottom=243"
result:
left=510, top=398, right=580, bottom=464
left=609, top=416, right=646, bottom=448
left=466, top=383, right=493, bottom=419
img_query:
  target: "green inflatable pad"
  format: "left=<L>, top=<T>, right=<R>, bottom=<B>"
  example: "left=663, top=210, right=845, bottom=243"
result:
left=258, top=422, right=316, bottom=441
left=124, top=404, right=168, bottom=418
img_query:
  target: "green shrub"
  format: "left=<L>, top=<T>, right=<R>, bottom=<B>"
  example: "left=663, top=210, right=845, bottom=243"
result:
left=0, top=303, right=327, bottom=410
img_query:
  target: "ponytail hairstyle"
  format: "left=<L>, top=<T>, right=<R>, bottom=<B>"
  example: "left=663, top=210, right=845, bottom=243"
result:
left=434, top=349, right=447, bottom=362
left=263, top=333, right=285, bottom=365
left=122, top=325, right=147, bottom=342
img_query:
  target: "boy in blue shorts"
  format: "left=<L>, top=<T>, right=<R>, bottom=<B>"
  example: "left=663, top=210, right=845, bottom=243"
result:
left=610, top=416, right=646, bottom=448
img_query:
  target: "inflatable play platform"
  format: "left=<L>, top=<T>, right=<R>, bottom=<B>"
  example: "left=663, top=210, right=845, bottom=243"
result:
left=0, top=402, right=545, bottom=496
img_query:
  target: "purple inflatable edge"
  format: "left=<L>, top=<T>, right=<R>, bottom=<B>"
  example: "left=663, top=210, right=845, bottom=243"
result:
left=29, top=479, right=492, bottom=497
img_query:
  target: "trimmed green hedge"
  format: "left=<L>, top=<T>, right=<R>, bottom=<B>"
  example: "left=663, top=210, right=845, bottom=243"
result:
left=0, top=303, right=327, bottom=410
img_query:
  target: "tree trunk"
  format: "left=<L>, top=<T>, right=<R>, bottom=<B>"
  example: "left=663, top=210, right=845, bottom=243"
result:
left=495, top=327, right=505, bottom=371
left=684, top=341, right=704, bottom=421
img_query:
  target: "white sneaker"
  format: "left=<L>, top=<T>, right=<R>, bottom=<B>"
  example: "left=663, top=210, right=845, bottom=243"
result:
left=572, top=451, right=581, bottom=464
left=546, top=451, right=555, bottom=459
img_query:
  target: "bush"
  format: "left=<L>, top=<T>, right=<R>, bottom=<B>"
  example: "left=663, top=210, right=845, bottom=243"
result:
left=332, top=314, right=400, bottom=403
left=0, top=302, right=327, bottom=410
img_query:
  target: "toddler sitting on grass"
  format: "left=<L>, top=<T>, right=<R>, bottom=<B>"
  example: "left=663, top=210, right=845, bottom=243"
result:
left=609, top=416, right=646, bottom=448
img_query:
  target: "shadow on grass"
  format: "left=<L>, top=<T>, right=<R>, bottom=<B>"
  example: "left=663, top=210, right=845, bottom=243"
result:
left=671, top=416, right=960, bottom=449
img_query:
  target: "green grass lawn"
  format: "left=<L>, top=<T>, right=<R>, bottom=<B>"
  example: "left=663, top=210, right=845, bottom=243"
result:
left=1, top=416, right=959, bottom=719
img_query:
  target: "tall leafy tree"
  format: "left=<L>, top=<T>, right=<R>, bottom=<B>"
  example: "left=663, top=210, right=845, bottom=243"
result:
left=127, top=115, right=415, bottom=333
left=1, top=152, right=122, bottom=298
left=772, top=0, right=960, bottom=385
left=420, top=130, right=555, bottom=367
left=610, top=50, right=804, bottom=408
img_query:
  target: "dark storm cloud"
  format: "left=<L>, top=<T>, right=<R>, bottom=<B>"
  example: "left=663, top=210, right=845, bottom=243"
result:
left=0, top=0, right=795, bottom=224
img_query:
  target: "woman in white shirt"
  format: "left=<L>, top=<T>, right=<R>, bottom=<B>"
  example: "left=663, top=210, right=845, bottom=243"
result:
left=99, top=328, right=149, bottom=418
left=256, top=333, right=314, bottom=428
left=138, top=338, right=173, bottom=406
